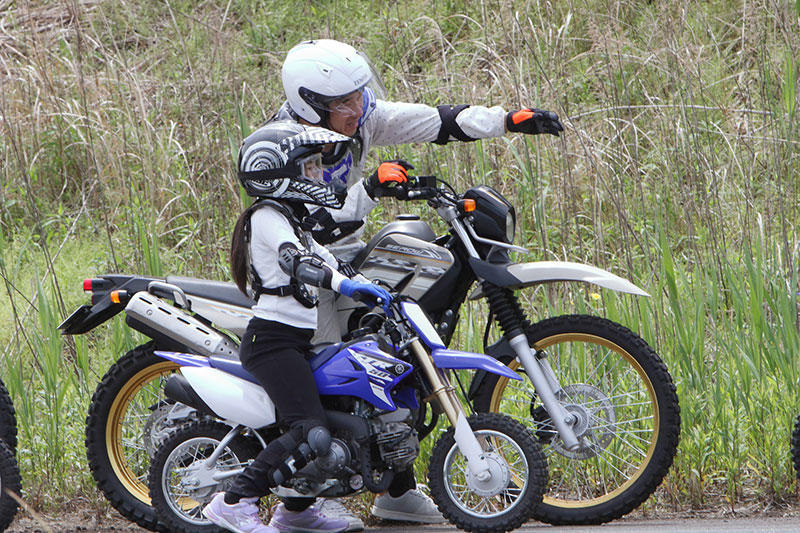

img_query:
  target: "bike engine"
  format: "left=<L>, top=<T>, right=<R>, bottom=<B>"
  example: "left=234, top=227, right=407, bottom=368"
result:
left=374, top=410, right=419, bottom=471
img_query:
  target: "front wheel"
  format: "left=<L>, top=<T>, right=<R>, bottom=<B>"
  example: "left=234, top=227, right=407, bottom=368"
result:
left=473, top=314, right=680, bottom=525
left=428, top=412, right=547, bottom=533
left=0, top=379, right=17, bottom=453
left=791, top=414, right=800, bottom=480
left=148, top=420, right=260, bottom=533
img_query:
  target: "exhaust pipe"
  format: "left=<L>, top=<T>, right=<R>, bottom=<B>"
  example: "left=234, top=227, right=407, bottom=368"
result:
left=125, top=292, right=239, bottom=358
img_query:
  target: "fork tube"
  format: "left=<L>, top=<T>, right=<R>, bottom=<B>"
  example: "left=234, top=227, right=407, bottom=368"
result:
left=507, top=335, right=580, bottom=450
left=439, top=208, right=480, bottom=258
left=409, top=340, right=464, bottom=425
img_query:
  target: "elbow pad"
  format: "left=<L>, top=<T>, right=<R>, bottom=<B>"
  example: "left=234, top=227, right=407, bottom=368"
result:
left=433, top=104, right=478, bottom=145
left=278, top=244, right=334, bottom=289
left=337, top=261, right=359, bottom=279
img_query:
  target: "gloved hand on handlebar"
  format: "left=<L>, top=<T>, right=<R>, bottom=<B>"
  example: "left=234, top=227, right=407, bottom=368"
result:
left=338, top=279, right=393, bottom=313
left=506, top=108, right=564, bottom=136
left=365, top=160, right=414, bottom=199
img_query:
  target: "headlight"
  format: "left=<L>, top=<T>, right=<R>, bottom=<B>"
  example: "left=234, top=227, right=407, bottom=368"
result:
left=505, top=211, right=516, bottom=243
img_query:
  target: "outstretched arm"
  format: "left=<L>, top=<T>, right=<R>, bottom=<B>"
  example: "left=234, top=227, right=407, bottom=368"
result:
left=367, top=99, right=563, bottom=146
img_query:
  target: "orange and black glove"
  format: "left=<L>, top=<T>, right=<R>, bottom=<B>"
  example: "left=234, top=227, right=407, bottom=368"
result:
left=365, top=160, right=413, bottom=199
left=506, top=108, right=564, bottom=136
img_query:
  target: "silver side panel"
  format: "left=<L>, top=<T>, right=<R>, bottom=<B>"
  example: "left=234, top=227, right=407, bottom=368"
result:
left=186, top=295, right=252, bottom=338
left=469, top=261, right=649, bottom=299
left=359, top=234, right=454, bottom=300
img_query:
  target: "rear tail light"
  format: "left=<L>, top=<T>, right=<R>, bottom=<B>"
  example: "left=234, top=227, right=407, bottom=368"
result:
left=83, top=278, right=112, bottom=292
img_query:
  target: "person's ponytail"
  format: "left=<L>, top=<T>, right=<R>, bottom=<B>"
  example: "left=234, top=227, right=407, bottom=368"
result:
left=230, top=209, right=251, bottom=296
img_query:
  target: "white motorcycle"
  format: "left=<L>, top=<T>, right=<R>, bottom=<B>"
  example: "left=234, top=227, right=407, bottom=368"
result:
left=61, top=173, right=679, bottom=528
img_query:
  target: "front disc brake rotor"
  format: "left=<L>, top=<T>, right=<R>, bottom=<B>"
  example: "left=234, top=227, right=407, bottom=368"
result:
left=545, top=384, right=617, bottom=460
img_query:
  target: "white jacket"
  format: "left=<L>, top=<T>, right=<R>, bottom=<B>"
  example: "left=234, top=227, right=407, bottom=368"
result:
left=249, top=205, right=342, bottom=329
left=272, top=99, right=508, bottom=261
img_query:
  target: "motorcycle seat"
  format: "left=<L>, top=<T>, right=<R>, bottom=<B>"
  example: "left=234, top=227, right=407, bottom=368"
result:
left=208, top=355, right=259, bottom=385
left=166, top=276, right=255, bottom=309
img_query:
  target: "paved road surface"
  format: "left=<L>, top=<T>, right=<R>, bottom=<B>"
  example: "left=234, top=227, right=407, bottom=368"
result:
left=363, top=516, right=800, bottom=532
left=9, top=515, right=800, bottom=533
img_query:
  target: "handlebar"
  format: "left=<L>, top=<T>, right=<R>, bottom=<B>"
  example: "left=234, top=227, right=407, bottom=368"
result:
left=371, top=175, right=441, bottom=201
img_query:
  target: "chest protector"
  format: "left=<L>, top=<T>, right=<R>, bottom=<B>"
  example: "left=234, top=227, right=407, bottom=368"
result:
left=244, top=200, right=318, bottom=308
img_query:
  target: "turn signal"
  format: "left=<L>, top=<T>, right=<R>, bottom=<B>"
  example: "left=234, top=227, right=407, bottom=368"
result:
left=83, top=278, right=112, bottom=292
left=110, top=290, right=128, bottom=304
left=457, top=199, right=477, bottom=213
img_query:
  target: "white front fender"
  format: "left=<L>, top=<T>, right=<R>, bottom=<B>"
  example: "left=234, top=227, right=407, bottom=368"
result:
left=469, top=261, right=649, bottom=300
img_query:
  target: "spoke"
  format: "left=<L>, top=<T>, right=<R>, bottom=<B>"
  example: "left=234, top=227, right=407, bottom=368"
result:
left=604, top=425, right=653, bottom=448
left=598, top=453, right=610, bottom=496
left=583, top=346, right=614, bottom=382
left=605, top=368, right=638, bottom=397
left=580, top=459, right=595, bottom=498
left=593, top=414, right=654, bottom=428
left=610, top=432, right=650, bottom=458
left=580, top=392, right=650, bottom=407
left=592, top=444, right=638, bottom=476
left=121, top=438, right=148, bottom=452
left=550, top=454, right=577, bottom=494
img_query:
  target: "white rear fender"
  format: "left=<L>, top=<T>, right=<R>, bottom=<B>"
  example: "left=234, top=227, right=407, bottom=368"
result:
left=180, top=366, right=276, bottom=429
left=469, top=260, right=649, bottom=299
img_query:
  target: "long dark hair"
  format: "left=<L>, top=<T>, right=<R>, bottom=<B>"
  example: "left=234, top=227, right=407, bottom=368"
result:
left=230, top=208, right=251, bottom=296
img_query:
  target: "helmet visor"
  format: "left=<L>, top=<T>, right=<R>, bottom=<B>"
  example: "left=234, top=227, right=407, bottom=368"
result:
left=358, top=51, right=386, bottom=100
left=298, top=151, right=324, bottom=183
left=315, top=51, right=386, bottom=118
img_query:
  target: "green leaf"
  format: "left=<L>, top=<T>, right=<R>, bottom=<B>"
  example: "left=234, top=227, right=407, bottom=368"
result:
left=783, top=52, right=796, bottom=117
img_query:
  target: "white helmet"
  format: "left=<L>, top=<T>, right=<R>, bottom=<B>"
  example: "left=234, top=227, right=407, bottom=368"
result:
left=282, top=39, right=385, bottom=125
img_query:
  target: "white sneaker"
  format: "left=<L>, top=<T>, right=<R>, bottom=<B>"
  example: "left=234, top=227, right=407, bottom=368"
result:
left=202, top=492, right=277, bottom=533
left=269, top=502, right=349, bottom=533
left=371, top=488, right=446, bottom=524
left=316, top=499, right=364, bottom=532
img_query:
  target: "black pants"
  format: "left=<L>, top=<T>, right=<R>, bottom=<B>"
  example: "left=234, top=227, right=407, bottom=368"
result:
left=227, top=318, right=323, bottom=509
left=227, top=318, right=415, bottom=507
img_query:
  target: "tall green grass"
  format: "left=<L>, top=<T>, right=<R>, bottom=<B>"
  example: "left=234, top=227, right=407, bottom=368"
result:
left=0, top=0, right=798, bottom=515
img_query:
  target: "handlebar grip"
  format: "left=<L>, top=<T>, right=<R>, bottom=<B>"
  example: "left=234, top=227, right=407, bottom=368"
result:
left=370, top=186, right=402, bottom=198
left=351, top=292, right=383, bottom=308
left=372, top=175, right=437, bottom=200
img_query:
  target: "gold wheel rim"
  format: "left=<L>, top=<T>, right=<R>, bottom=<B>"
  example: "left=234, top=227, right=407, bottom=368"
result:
left=489, top=333, right=659, bottom=508
left=106, top=361, right=180, bottom=505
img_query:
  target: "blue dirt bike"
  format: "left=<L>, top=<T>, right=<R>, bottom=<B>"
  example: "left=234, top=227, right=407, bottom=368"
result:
left=144, top=289, right=547, bottom=533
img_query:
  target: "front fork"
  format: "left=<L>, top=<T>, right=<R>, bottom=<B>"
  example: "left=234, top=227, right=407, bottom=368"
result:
left=507, top=335, right=580, bottom=451
left=410, top=340, right=492, bottom=480
left=482, top=282, right=580, bottom=450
